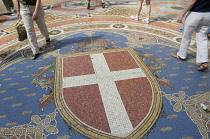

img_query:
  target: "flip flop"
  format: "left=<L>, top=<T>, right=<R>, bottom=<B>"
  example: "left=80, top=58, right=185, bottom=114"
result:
left=196, top=62, right=208, bottom=71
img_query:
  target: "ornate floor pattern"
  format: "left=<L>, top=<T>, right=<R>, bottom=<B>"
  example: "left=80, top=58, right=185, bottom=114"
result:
left=0, top=0, right=210, bottom=139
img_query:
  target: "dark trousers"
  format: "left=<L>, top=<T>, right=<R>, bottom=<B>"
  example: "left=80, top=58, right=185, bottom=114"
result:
left=2, top=0, right=14, bottom=12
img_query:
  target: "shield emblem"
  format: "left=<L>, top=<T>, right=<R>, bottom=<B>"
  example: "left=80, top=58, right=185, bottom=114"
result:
left=54, top=48, right=162, bottom=138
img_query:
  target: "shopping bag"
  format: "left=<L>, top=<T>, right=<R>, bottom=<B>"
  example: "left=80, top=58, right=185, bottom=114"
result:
left=16, top=20, right=27, bottom=41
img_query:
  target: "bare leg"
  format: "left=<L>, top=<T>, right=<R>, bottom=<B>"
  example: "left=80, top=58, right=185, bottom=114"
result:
left=146, top=0, right=151, bottom=19
left=136, top=0, right=144, bottom=17
left=141, top=0, right=151, bottom=23
left=131, top=0, right=143, bottom=20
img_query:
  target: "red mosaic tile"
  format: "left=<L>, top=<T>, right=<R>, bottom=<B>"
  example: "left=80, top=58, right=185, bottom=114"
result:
left=0, top=16, right=9, bottom=26
left=152, top=2, right=186, bottom=16
left=104, top=51, right=139, bottom=71
left=63, top=55, right=95, bottom=77
left=63, top=84, right=111, bottom=133
left=115, top=77, right=152, bottom=128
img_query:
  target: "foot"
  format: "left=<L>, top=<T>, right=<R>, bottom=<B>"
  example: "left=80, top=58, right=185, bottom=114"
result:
left=142, top=18, right=150, bottom=23
left=196, top=62, right=208, bottom=71
left=171, top=53, right=185, bottom=60
left=102, top=2, right=105, bottom=8
left=131, top=15, right=139, bottom=21
left=31, top=53, right=40, bottom=60
left=46, top=38, right=51, bottom=44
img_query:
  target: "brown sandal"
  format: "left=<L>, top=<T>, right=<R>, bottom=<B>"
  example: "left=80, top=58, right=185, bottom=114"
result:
left=171, top=53, right=185, bottom=60
left=196, top=62, right=208, bottom=71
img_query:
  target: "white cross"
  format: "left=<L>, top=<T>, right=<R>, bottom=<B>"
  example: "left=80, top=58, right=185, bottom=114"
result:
left=62, top=52, right=146, bottom=137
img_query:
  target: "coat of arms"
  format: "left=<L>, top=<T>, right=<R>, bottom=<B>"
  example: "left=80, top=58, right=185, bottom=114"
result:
left=54, top=48, right=162, bottom=138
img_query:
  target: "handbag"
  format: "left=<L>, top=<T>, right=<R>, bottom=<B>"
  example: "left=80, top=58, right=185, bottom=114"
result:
left=16, top=20, right=27, bottom=41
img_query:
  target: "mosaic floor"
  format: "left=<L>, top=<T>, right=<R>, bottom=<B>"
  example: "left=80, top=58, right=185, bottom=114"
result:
left=0, top=0, right=210, bottom=139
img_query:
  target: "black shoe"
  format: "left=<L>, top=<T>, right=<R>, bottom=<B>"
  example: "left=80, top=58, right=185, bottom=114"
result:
left=46, top=38, right=51, bottom=44
left=102, top=2, right=105, bottom=8
left=31, top=53, right=40, bottom=60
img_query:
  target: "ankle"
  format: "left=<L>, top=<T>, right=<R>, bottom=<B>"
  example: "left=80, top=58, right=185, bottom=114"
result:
left=201, top=62, right=208, bottom=65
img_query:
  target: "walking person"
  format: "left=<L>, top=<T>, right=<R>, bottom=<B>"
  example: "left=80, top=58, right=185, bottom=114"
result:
left=16, top=0, right=50, bottom=60
left=131, top=0, right=151, bottom=23
left=2, top=0, right=15, bottom=15
left=171, top=0, right=210, bottom=71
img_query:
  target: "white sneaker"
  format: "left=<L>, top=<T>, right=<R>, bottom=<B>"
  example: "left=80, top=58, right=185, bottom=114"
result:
left=142, top=18, right=150, bottom=23
left=131, top=15, right=139, bottom=21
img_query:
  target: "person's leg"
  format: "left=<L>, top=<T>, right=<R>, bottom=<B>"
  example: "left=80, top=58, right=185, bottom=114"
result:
left=195, top=25, right=209, bottom=64
left=146, top=0, right=151, bottom=19
left=20, top=9, right=39, bottom=55
left=131, top=0, right=143, bottom=20
left=2, top=0, right=12, bottom=13
left=195, top=12, right=210, bottom=64
left=196, top=27, right=209, bottom=71
left=175, top=13, right=197, bottom=60
left=8, top=0, right=14, bottom=10
left=136, top=0, right=143, bottom=17
left=142, top=0, right=151, bottom=23
left=35, top=5, right=50, bottom=43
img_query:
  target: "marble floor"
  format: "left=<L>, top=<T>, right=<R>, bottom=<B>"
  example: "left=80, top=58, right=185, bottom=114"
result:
left=0, top=0, right=210, bottom=139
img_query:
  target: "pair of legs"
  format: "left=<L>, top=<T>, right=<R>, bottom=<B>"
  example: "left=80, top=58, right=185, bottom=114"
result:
left=131, top=0, right=151, bottom=23
left=20, top=4, right=50, bottom=59
left=86, top=0, right=106, bottom=9
left=172, top=12, right=210, bottom=71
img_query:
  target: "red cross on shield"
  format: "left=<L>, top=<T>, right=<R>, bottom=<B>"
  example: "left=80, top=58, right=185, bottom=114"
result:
left=54, top=48, right=162, bottom=139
